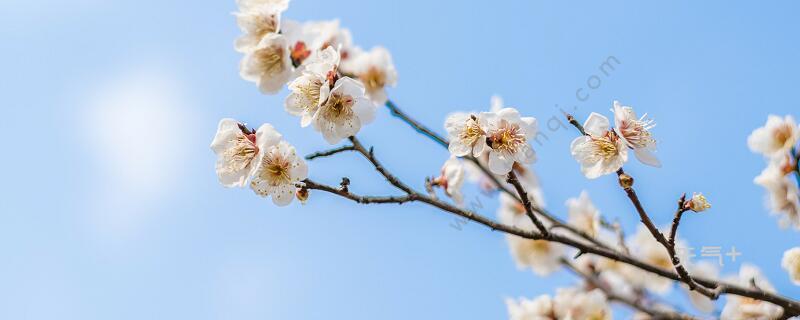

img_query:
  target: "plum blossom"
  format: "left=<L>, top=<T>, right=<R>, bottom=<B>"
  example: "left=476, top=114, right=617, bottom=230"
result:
left=686, top=192, right=712, bottom=212
left=721, top=265, right=783, bottom=320
left=505, top=235, right=564, bottom=276
left=240, top=33, right=293, bottom=94
left=234, top=0, right=288, bottom=52
left=782, top=247, right=800, bottom=285
left=349, top=46, right=397, bottom=105
left=612, top=100, right=660, bottom=167
left=748, top=115, right=799, bottom=158
left=211, top=119, right=281, bottom=187
left=566, top=190, right=600, bottom=237
left=553, top=288, right=612, bottom=320
left=570, top=112, right=628, bottom=179
left=482, top=108, right=538, bottom=175
left=505, top=295, right=555, bottom=320
left=284, top=46, right=340, bottom=127
left=303, top=20, right=355, bottom=65
left=754, top=156, right=800, bottom=229
left=445, top=112, right=488, bottom=157
left=250, top=136, right=308, bottom=206
left=433, top=156, right=465, bottom=205
left=285, top=47, right=375, bottom=144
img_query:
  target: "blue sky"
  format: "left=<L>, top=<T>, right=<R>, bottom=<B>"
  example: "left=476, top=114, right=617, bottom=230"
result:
left=1, top=0, right=799, bottom=319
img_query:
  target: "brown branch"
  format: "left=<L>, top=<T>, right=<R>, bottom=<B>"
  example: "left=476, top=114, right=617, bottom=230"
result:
left=302, top=179, right=418, bottom=204
left=560, top=258, right=696, bottom=320
left=384, top=100, right=613, bottom=251
left=305, top=145, right=356, bottom=160
left=348, top=136, right=416, bottom=195
left=668, top=193, right=688, bottom=247
left=507, top=171, right=549, bottom=236
left=385, top=99, right=449, bottom=147
left=308, top=171, right=800, bottom=314
left=358, top=107, right=800, bottom=315
left=565, top=112, right=587, bottom=136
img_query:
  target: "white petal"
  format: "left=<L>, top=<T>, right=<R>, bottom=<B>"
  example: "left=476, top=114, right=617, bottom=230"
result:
left=255, top=123, right=282, bottom=150
left=634, top=148, right=661, bottom=168
left=583, top=112, right=610, bottom=136
left=271, top=183, right=295, bottom=206
left=488, top=151, right=514, bottom=175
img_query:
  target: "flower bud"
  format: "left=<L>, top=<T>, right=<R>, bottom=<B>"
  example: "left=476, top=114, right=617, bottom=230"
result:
left=686, top=192, right=711, bottom=212
left=296, top=187, right=309, bottom=204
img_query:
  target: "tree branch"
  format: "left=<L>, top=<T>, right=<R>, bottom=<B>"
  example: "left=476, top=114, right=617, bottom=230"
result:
left=384, top=100, right=613, bottom=251
left=560, top=258, right=696, bottom=320
left=302, top=179, right=419, bottom=204
left=615, top=169, right=718, bottom=298
left=305, top=145, right=356, bottom=160
left=507, top=171, right=549, bottom=236
left=348, top=136, right=416, bottom=195
left=385, top=99, right=449, bottom=148
left=668, top=193, right=688, bottom=248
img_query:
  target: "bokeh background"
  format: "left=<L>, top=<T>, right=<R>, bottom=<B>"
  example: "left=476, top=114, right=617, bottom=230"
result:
left=2, top=0, right=799, bottom=319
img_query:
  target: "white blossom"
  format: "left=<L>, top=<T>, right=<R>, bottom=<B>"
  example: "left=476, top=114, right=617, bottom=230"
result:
left=721, top=264, right=783, bottom=320
left=570, top=112, right=628, bottom=179
left=685, top=261, right=719, bottom=313
left=445, top=112, right=488, bottom=158
left=566, top=190, right=600, bottom=237
left=234, top=0, right=288, bottom=52
left=303, top=20, right=355, bottom=65
left=782, top=247, right=800, bottom=285
left=435, top=156, right=465, bottom=205
left=687, top=192, right=712, bottom=212
left=250, top=137, right=308, bottom=206
left=505, top=235, right=563, bottom=276
left=612, top=100, right=660, bottom=167
left=482, top=108, right=538, bottom=175
left=284, top=46, right=340, bottom=127
left=553, top=288, right=612, bottom=320
left=211, top=119, right=281, bottom=187
left=505, top=295, right=554, bottom=320
left=313, top=76, right=374, bottom=144
left=348, top=46, right=397, bottom=105
left=240, top=33, right=293, bottom=94
left=748, top=115, right=799, bottom=158
left=285, top=47, right=375, bottom=144
left=754, top=156, right=800, bottom=229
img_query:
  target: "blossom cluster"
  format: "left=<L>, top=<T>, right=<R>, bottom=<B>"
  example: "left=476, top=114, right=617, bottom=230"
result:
left=212, top=0, right=398, bottom=204
left=506, top=287, right=612, bottom=320
left=211, top=1, right=800, bottom=318
left=748, top=115, right=800, bottom=229
left=570, top=101, right=660, bottom=179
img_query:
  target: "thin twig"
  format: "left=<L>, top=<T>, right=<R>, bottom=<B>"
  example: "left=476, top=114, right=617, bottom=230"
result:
left=302, top=179, right=418, bottom=204
left=560, top=258, right=695, bottom=320
left=305, top=145, right=356, bottom=160
left=348, top=136, right=416, bottom=195
left=565, top=112, right=587, bottom=136
left=384, top=100, right=613, bottom=250
left=507, top=171, right=549, bottom=236
left=306, top=152, right=800, bottom=315
left=368, top=105, right=800, bottom=315
left=385, top=99, right=449, bottom=148
left=668, top=193, right=688, bottom=247
left=615, top=171, right=718, bottom=300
